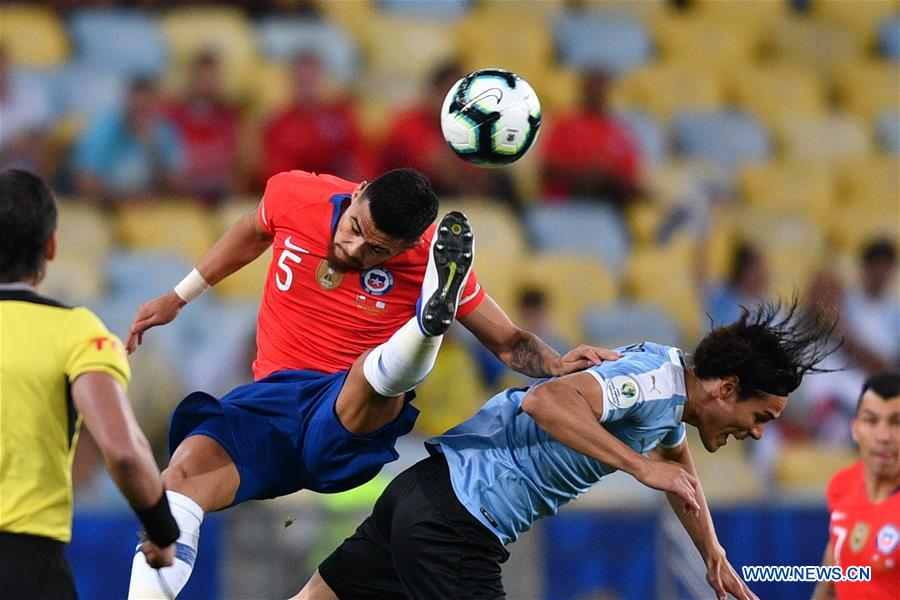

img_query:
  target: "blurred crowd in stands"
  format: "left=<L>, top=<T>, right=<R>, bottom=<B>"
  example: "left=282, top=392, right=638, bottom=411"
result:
left=1, top=0, right=897, bottom=499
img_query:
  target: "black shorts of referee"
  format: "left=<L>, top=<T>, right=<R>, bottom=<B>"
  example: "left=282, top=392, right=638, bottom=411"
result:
left=318, top=453, right=510, bottom=599
left=0, top=531, right=77, bottom=599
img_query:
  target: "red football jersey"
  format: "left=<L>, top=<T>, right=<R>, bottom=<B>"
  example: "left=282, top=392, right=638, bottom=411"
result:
left=252, top=170, right=485, bottom=379
left=826, top=461, right=900, bottom=600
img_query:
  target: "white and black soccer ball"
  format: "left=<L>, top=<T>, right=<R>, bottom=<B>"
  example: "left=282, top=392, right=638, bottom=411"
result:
left=440, top=68, right=542, bottom=167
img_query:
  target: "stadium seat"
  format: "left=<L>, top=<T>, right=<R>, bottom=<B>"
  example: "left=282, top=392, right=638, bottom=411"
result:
left=738, top=162, right=836, bottom=225
left=827, top=210, right=900, bottom=256
left=525, top=202, right=631, bottom=278
left=813, top=0, right=897, bottom=49
left=414, top=339, right=488, bottom=438
left=653, top=17, right=757, bottom=72
left=246, top=59, right=291, bottom=118
left=115, top=201, right=217, bottom=263
left=876, top=111, right=900, bottom=155
left=104, top=249, right=195, bottom=304
left=376, top=0, right=472, bottom=20
left=456, top=5, right=554, bottom=84
left=312, top=0, right=378, bottom=41
left=625, top=236, right=704, bottom=343
left=553, top=9, right=653, bottom=75
left=611, top=63, right=724, bottom=122
left=69, top=9, right=168, bottom=78
left=55, top=63, right=127, bottom=124
left=766, top=16, right=861, bottom=77
left=515, top=254, right=619, bottom=342
left=256, top=16, right=358, bottom=85
left=777, top=114, right=871, bottom=164
left=673, top=110, right=770, bottom=171
left=727, top=63, right=828, bottom=129
left=832, top=60, right=900, bottom=123
left=41, top=256, right=104, bottom=306
left=615, top=111, right=668, bottom=168
left=0, top=5, right=69, bottom=68
left=878, top=13, right=900, bottom=60
left=835, top=156, right=900, bottom=213
left=56, top=201, right=114, bottom=261
left=160, top=7, right=258, bottom=100
left=212, top=200, right=271, bottom=301
left=582, top=301, right=681, bottom=348
left=624, top=201, right=665, bottom=247
left=776, top=444, right=856, bottom=495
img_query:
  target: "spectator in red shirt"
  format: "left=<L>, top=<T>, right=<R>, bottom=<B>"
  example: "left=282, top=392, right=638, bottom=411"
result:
left=380, top=62, right=520, bottom=211
left=261, top=52, right=370, bottom=184
left=167, top=51, right=242, bottom=204
left=540, top=69, right=641, bottom=209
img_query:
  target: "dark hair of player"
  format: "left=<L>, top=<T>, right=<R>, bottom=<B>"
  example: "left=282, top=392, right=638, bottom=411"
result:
left=692, top=298, right=839, bottom=398
left=856, top=372, right=900, bottom=414
left=362, top=168, right=439, bottom=243
left=0, top=169, right=58, bottom=283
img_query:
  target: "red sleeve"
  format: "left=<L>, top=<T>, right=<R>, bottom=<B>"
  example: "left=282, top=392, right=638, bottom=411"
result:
left=258, top=171, right=294, bottom=235
left=456, top=269, right=486, bottom=318
left=258, top=170, right=346, bottom=234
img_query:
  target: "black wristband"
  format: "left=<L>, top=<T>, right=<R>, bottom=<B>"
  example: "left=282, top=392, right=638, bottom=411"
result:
left=134, top=492, right=179, bottom=547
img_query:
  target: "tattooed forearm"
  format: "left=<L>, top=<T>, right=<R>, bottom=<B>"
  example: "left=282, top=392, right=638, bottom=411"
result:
left=507, top=332, right=560, bottom=377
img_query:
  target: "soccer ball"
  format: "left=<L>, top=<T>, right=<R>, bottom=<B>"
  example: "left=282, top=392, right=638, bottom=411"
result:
left=440, top=68, right=541, bottom=167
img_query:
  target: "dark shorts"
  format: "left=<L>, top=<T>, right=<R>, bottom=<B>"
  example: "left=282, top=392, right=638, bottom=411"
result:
left=168, top=369, right=419, bottom=504
left=318, top=454, right=510, bottom=600
left=0, top=532, right=76, bottom=600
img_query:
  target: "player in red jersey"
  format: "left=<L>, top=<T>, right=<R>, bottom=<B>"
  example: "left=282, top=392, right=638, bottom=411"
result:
left=124, top=168, right=615, bottom=597
left=813, top=372, right=900, bottom=600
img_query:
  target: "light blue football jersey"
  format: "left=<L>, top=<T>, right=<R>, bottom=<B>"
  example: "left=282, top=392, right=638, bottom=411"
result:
left=426, top=342, right=688, bottom=545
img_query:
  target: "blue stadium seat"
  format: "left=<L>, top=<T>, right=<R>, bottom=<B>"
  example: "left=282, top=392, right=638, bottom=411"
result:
left=879, top=13, right=900, bottom=60
left=525, top=202, right=631, bottom=278
left=582, top=302, right=681, bottom=348
left=376, top=0, right=471, bottom=19
left=673, top=110, right=770, bottom=170
left=615, top=111, right=668, bottom=167
left=876, top=110, right=900, bottom=155
left=56, top=64, right=127, bottom=122
left=69, top=9, right=168, bottom=77
left=553, top=9, right=653, bottom=75
left=255, top=16, right=358, bottom=84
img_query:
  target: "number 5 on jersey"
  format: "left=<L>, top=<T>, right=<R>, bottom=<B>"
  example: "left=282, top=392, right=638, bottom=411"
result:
left=276, top=236, right=310, bottom=291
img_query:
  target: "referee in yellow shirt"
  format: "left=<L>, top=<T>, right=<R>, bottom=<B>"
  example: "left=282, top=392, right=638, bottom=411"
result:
left=0, top=170, right=179, bottom=598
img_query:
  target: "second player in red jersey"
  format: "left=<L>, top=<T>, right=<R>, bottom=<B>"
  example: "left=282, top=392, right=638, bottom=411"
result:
left=815, top=373, right=900, bottom=600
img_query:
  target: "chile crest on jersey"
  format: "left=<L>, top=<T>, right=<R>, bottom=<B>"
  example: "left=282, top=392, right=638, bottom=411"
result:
left=360, top=267, right=394, bottom=296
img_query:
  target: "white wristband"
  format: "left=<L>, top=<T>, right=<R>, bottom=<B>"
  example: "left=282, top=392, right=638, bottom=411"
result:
left=174, top=269, right=210, bottom=303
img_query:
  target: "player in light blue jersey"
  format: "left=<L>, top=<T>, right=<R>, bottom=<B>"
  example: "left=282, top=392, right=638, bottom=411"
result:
left=296, top=299, right=838, bottom=600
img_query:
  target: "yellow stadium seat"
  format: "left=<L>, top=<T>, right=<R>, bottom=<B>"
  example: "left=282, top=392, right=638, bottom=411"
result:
left=836, top=155, right=900, bottom=212
left=827, top=208, right=900, bottom=257
left=456, top=5, right=553, bottom=84
left=777, top=114, right=871, bottom=164
left=728, top=63, right=828, bottom=129
left=653, top=17, right=757, bottom=72
left=833, top=60, right=900, bottom=123
left=625, top=236, right=703, bottom=343
left=312, top=0, right=376, bottom=42
left=625, top=201, right=665, bottom=247
left=733, top=207, right=827, bottom=298
left=211, top=200, right=271, bottom=301
left=160, top=7, right=258, bottom=100
left=0, top=5, right=69, bottom=68
left=516, top=254, right=619, bottom=342
left=115, top=201, right=217, bottom=263
left=766, top=16, right=861, bottom=77
left=247, top=60, right=291, bottom=118
left=55, top=201, right=114, bottom=261
left=41, top=257, right=104, bottom=306
left=414, top=339, right=487, bottom=437
left=813, top=0, right=897, bottom=48
left=704, top=205, right=738, bottom=284
left=691, top=0, right=786, bottom=33
left=688, top=429, right=763, bottom=504
left=738, top=161, right=836, bottom=226
left=611, top=63, right=723, bottom=122
left=776, top=444, right=856, bottom=493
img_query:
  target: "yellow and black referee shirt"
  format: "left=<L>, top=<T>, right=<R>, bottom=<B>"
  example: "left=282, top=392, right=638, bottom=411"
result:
left=0, top=283, right=130, bottom=543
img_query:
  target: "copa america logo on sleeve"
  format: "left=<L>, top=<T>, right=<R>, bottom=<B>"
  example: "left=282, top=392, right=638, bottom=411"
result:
left=360, top=267, right=394, bottom=296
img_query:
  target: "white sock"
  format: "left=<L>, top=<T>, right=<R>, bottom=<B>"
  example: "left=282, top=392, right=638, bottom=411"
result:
left=128, top=491, right=204, bottom=599
left=363, top=317, right=443, bottom=397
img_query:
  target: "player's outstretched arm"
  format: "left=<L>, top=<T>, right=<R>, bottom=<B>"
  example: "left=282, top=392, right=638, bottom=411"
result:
left=72, top=372, right=178, bottom=568
left=520, top=373, right=700, bottom=512
left=654, top=442, right=758, bottom=600
left=811, top=543, right=837, bottom=600
left=126, top=205, right=273, bottom=352
left=459, top=295, right=620, bottom=377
